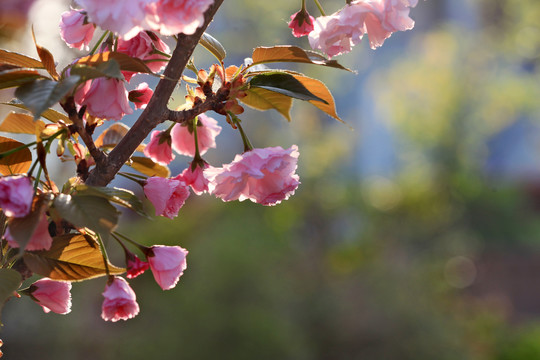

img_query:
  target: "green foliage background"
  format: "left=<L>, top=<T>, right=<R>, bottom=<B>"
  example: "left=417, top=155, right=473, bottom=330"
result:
left=4, top=0, right=540, bottom=359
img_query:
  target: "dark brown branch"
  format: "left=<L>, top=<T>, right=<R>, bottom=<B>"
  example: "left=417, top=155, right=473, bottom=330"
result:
left=85, top=0, right=225, bottom=186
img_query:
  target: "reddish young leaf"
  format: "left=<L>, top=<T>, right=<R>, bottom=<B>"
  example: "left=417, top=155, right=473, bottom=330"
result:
left=0, top=49, right=44, bottom=69
left=0, top=136, right=32, bottom=175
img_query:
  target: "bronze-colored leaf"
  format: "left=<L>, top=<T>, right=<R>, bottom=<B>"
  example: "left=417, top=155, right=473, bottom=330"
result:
left=291, top=75, right=342, bottom=122
left=76, top=51, right=152, bottom=74
left=0, top=69, right=44, bottom=90
left=0, top=103, right=71, bottom=123
left=240, top=87, right=292, bottom=121
left=251, top=46, right=352, bottom=72
left=23, top=234, right=125, bottom=282
left=94, top=123, right=145, bottom=152
left=31, top=28, right=59, bottom=80
left=0, top=49, right=43, bottom=69
left=0, top=112, right=45, bottom=134
left=0, top=136, right=32, bottom=175
left=129, top=156, right=170, bottom=178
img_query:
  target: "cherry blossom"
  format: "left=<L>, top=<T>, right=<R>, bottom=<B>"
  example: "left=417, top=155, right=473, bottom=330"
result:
left=30, top=279, right=72, bottom=314
left=146, top=245, right=188, bottom=290
left=0, top=175, right=33, bottom=218
left=101, top=277, right=140, bottom=322
left=143, top=176, right=190, bottom=219
left=59, top=9, right=95, bottom=50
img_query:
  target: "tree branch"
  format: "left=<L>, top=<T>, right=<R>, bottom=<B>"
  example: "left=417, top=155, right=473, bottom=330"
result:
left=85, top=0, right=225, bottom=186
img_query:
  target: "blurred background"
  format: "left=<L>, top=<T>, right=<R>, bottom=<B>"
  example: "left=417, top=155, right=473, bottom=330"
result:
left=3, top=0, right=540, bottom=359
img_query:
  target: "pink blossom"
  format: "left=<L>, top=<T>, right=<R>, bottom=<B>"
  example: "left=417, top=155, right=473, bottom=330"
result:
left=75, top=0, right=153, bottom=40
left=206, top=146, right=300, bottom=206
left=126, top=254, right=150, bottom=279
left=145, top=0, right=213, bottom=36
left=179, top=163, right=209, bottom=195
left=143, top=177, right=190, bottom=219
left=59, top=9, right=95, bottom=50
left=143, top=130, right=175, bottom=165
left=101, top=277, right=140, bottom=322
left=118, top=32, right=170, bottom=77
left=147, top=245, right=188, bottom=290
left=75, top=78, right=133, bottom=121
left=5, top=213, right=53, bottom=251
left=129, top=82, right=154, bottom=110
left=288, top=9, right=315, bottom=37
left=0, top=175, right=33, bottom=218
left=171, top=114, right=221, bottom=157
left=30, top=278, right=72, bottom=314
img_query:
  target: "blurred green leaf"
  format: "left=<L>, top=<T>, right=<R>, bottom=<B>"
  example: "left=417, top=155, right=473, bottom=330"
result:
left=0, top=69, right=44, bottom=90
left=74, top=185, right=148, bottom=218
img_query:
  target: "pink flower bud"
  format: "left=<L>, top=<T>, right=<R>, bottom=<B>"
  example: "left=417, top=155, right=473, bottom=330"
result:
left=205, top=146, right=300, bottom=206
left=5, top=212, right=53, bottom=251
left=143, top=130, right=175, bottom=165
left=0, top=175, right=33, bottom=218
left=75, top=77, right=133, bottom=121
left=147, top=245, right=188, bottom=290
left=101, top=277, right=140, bottom=322
left=143, top=177, right=190, bottom=219
left=179, top=162, right=209, bottom=195
left=30, top=278, right=72, bottom=314
left=126, top=254, right=150, bottom=279
left=171, top=114, right=221, bottom=157
left=59, top=9, right=95, bottom=50
left=129, top=82, right=154, bottom=110
left=288, top=9, right=315, bottom=37
left=118, top=32, right=170, bottom=79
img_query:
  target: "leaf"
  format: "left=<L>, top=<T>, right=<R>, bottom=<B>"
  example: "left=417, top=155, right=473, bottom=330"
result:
left=1, top=103, right=70, bottom=123
left=0, top=49, right=43, bottom=69
left=0, top=136, right=32, bottom=175
left=0, top=69, right=45, bottom=90
left=7, top=194, right=52, bottom=252
left=0, top=112, right=45, bottom=134
left=76, top=51, right=152, bottom=74
left=74, top=185, right=148, bottom=218
left=32, top=28, right=59, bottom=80
left=0, top=268, right=22, bottom=321
left=291, top=74, right=342, bottom=122
left=249, top=72, right=327, bottom=103
left=94, top=123, right=145, bottom=152
left=199, top=32, right=226, bottom=61
left=240, top=87, right=292, bottom=121
left=70, top=59, right=124, bottom=81
left=15, top=76, right=80, bottom=120
left=53, top=194, right=120, bottom=239
left=23, top=234, right=125, bottom=281
left=251, top=46, right=353, bottom=72
left=129, top=156, right=170, bottom=178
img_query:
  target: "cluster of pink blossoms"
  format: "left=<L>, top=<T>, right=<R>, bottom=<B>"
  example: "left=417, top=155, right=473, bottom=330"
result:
left=289, top=0, right=418, bottom=57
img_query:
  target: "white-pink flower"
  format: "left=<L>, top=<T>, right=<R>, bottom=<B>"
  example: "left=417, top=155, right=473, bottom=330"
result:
left=145, top=0, right=213, bottom=36
left=143, top=130, right=174, bottom=165
left=101, top=277, right=140, bottom=322
left=75, top=0, right=153, bottom=40
left=147, top=245, right=188, bottom=290
left=75, top=77, right=133, bottom=121
left=179, top=163, right=209, bottom=195
left=30, top=278, right=72, bottom=314
left=171, top=114, right=221, bottom=157
left=206, top=145, right=300, bottom=206
left=5, top=212, right=53, bottom=251
left=129, top=82, right=154, bottom=109
left=143, top=176, right=190, bottom=219
left=59, top=9, right=95, bottom=50
left=0, top=175, right=33, bottom=218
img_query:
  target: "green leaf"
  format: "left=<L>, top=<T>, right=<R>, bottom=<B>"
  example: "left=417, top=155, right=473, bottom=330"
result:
left=0, top=112, right=45, bottom=134
left=70, top=59, right=124, bottom=81
left=291, top=74, right=342, bottom=122
left=1, top=102, right=70, bottom=123
left=199, top=32, right=226, bottom=61
left=129, top=156, right=170, bottom=178
left=251, top=46, right=353, bottom=72
left=74, top=185, right=148, bottom=218
left=7, top=194, right=52, bottom=252
left=240, top=87, right=292, bottom=121
left=0, top=135, right=32, bottom=175
left=15, top=76, right=80, bottom=120
left=0, top=69, right=45, bottom=90
left=0, top=49, right=44, bottom=69
left=249, top=72, right=328, bottom=103
left=76, top=51, right=152, bottom=74
left=23, top=234, right=125, bottom=281
left=53, top=194, right=119, bottom=239
left=0, top=268, right=22, bottom=322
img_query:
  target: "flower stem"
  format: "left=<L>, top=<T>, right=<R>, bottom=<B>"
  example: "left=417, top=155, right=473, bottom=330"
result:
left=96, top=233, right=110, bottom=275
left=228, top=112, right=253, bottom=152
left=89, top=31, right=109, bottom=55
left=313, top=0, right=326, bottom=16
